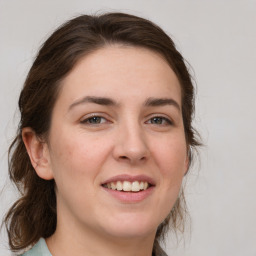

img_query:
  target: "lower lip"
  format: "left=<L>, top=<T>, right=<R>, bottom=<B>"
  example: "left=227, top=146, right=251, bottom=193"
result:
left=102, top=186, right=154, bottom=203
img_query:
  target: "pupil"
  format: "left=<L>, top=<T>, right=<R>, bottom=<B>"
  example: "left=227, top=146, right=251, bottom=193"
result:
left=153, top=117, right=162, bottom=124
left=89, top=117, right=101, bottom=123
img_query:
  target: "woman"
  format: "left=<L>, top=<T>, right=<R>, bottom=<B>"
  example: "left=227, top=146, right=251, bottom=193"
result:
left=4, top=12, right=200, bottom=256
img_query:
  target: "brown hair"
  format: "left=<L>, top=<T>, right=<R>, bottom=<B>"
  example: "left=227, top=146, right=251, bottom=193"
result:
left=4, top=12, right=200, bottom=254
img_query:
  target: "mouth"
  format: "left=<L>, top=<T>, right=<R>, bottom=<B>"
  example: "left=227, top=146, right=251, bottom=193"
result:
left=102, top=180, right=152, bottom=192
left=101, top=174, right=155, bottom=193
left=101, top=175, right=155, bottom=202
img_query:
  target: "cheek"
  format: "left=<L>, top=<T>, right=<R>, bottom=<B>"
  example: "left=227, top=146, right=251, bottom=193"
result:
left=152, top=134, right=187, bottom=198
left=154, top=135, right=187, bottom=175
left=47, top=131, right=109, bottom=209
left=48, top=129, right=111, bottom=182
left=149, top=134, right=187, bottom=223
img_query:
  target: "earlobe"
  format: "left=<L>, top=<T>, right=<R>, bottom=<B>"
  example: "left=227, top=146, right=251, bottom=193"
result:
left=22, top=127, right=54, bottom=180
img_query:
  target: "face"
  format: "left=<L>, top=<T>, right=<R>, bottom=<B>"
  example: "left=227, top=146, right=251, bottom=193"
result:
left=46, top=45, right=188, bottom=241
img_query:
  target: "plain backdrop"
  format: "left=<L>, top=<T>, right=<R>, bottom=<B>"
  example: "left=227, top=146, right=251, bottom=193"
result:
left=0, top=1, right=256, bottom=255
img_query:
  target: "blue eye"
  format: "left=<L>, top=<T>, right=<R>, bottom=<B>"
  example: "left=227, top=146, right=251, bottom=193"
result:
left=147, top=116, right=172, bottom=125
left=81, top=116, right=107, bottom=124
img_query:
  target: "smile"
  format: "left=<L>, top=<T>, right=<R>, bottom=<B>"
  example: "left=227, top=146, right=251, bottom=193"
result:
left=102, top=181, right=150, bottom=192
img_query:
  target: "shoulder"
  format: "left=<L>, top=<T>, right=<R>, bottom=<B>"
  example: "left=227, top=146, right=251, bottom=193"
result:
left=20, top=238, right=52, bottom=256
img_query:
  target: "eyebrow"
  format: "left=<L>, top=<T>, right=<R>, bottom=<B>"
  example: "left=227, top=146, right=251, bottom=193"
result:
left=68, top=96, right=180, bottom=111
left=144, top=97, right=181, bottom=111
left=69, top=96, right=118, bottom=111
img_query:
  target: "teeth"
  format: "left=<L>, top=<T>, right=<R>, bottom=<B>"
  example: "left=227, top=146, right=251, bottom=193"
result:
left=123, top=181, right=132, bottom=191
left=110, top=182, right=116, bottom=190
left=104, top=181, right=150, bottom=192
left=116, top=181, right=122, bottom=191
left=132, top=181, right=140, bottom=192
left=144, top=182, right=148, bottom=190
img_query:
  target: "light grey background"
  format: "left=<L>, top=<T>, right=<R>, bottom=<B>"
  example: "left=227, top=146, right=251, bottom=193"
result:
left=0, top=1, right=255, bottom=255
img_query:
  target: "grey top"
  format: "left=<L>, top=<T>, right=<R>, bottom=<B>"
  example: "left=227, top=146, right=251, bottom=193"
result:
left=21, top=238, right=52, bottom=256
left=20, top=237, right=167, bottom=256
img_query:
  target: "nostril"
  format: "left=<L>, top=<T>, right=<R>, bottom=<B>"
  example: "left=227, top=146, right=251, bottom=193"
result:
left=119, top=155, right=146, bottom=162
left=120, top=156, right=128, bottom=160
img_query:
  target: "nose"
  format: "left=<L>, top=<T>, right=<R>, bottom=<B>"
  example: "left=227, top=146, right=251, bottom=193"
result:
left=112, top=121, right=150, bottom=165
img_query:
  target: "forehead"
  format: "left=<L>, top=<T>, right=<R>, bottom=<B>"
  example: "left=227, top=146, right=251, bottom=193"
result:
left=57, top=45, right=181, bottom=107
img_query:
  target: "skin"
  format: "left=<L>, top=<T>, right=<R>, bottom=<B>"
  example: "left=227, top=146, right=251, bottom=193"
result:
left=23, top=45, right=189, bottom=256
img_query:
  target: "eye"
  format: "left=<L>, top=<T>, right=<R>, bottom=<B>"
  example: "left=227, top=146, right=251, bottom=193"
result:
left=80, top=115, right=108, bottom=125
left=146, top=116, right=173, bottom=125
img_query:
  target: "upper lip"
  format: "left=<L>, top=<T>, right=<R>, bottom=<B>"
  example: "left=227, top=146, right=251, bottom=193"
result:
left=101, top=174, right=156, bottom=186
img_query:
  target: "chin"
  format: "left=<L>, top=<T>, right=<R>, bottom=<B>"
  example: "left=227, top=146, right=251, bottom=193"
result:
left=98, top=212, right=160, bottom=239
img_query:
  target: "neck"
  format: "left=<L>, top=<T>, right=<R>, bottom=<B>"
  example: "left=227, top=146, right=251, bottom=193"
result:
left=46, top=219, right=156, bottom=256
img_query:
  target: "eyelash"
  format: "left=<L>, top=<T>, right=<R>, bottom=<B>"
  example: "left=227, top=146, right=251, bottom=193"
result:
left=80, top=115, right=108, bottom=125
left=146, top=116, right=173, bottom=126
left=80, top=114, right=173, bottom=126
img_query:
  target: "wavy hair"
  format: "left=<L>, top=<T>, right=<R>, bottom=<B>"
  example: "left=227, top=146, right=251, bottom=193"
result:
left=3, top=12, right=200, bottom=254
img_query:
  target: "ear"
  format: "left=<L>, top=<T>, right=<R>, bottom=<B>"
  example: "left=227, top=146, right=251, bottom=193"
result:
left=22, top=127, right=54, bottom=180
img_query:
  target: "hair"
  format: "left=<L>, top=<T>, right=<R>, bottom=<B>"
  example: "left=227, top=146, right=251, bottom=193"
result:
left=3, top=12, right=200, bottom=255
